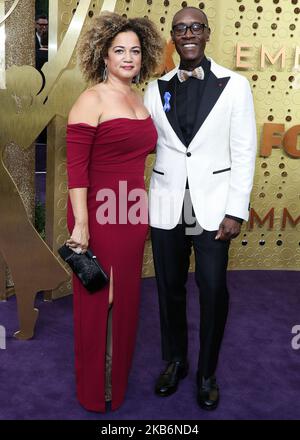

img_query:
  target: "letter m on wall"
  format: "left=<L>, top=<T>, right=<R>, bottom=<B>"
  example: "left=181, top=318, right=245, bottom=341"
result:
left=282, top=208, right=300, bottom=230
left=248, top=208, right=275, bottom=230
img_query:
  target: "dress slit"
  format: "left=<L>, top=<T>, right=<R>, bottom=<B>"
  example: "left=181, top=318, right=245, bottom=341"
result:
left=105, top=304, right=113, bottom=402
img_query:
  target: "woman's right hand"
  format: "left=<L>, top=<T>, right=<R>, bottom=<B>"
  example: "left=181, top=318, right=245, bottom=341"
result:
left=66, top=222, right=90, bottom=253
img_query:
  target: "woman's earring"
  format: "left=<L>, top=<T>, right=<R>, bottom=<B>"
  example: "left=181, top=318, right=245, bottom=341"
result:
left=103, top=64, right=108, bottom=82
left=135, top=72, right=141, bottom=84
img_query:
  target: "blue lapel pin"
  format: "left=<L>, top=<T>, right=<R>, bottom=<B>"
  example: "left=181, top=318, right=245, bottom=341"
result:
left=163, top=91, right=171, bottom=113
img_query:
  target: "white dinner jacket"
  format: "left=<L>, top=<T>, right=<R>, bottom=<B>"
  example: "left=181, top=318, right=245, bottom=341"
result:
left=144, top=58, right=257, bottom=231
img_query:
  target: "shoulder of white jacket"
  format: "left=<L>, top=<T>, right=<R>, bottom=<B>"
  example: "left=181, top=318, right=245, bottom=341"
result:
left=145, top=79, right=158, bottom=91
left=209, top=58, right=250, bottom=84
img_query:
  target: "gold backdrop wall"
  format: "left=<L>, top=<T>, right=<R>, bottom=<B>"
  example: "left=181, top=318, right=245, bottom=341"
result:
left=2, top=0, right=300, bottom=302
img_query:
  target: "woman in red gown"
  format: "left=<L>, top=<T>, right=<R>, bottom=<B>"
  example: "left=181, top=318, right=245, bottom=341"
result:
left=66, top=13, right=164, bottom=412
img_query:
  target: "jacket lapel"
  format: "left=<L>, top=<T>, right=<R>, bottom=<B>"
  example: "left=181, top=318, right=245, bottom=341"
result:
left=189, top=72, right=230, bottom=142
left=158, top=74, right=187, bottom=146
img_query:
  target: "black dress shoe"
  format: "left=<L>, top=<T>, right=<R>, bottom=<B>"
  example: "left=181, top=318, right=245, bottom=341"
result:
left=197, top=376, right=219, bottom=410
left=155, top=361, right=188, bottom=397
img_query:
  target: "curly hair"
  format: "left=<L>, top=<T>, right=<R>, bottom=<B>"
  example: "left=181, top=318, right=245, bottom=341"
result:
left=77, top=12, right=165, bottom=84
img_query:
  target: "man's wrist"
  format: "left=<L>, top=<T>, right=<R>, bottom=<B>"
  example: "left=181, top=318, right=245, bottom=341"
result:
left=225, top=214, right=243, bottom=225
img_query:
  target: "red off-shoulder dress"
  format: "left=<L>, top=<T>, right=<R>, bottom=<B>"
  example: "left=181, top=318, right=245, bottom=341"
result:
left=66, top=117, right=157, bottom=412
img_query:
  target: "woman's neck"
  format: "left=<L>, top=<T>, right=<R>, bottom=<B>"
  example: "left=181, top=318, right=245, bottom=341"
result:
left=106, top=75, right=133, bottom=94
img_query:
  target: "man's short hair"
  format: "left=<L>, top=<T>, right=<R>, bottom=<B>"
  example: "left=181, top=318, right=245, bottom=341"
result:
left=36, top=14, right=48, bottom=22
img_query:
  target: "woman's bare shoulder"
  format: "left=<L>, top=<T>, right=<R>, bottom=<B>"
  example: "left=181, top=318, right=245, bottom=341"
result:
left=68, top=87, right=103, bottom=125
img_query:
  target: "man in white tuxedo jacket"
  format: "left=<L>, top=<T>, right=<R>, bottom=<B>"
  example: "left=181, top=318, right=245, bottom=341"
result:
left=144, top=7, right=256, bottom=411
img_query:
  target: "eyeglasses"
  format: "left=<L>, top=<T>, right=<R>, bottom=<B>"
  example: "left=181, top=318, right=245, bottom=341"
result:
left=172, top=22, right=209, bottom=36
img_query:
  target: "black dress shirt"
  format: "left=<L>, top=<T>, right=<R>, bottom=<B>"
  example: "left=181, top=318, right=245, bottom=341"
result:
left=176, top=56, right=211, bottom=147
left=175, top=57, right=243, bottom=225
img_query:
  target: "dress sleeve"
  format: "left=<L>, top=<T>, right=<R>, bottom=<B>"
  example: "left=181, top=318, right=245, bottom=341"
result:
left=66, top=123, right=97, bottom=189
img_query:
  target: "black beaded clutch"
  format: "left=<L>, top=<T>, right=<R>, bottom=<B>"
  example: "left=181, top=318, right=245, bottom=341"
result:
left=58, top=244, right=109, bottom=293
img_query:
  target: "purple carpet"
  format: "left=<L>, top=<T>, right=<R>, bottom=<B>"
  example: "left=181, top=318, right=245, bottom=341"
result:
left=0, top=271, right=300, bottom=420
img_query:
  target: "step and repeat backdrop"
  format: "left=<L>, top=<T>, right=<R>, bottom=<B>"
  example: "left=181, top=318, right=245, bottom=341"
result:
left=1, top=0, right=300, bottom=300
